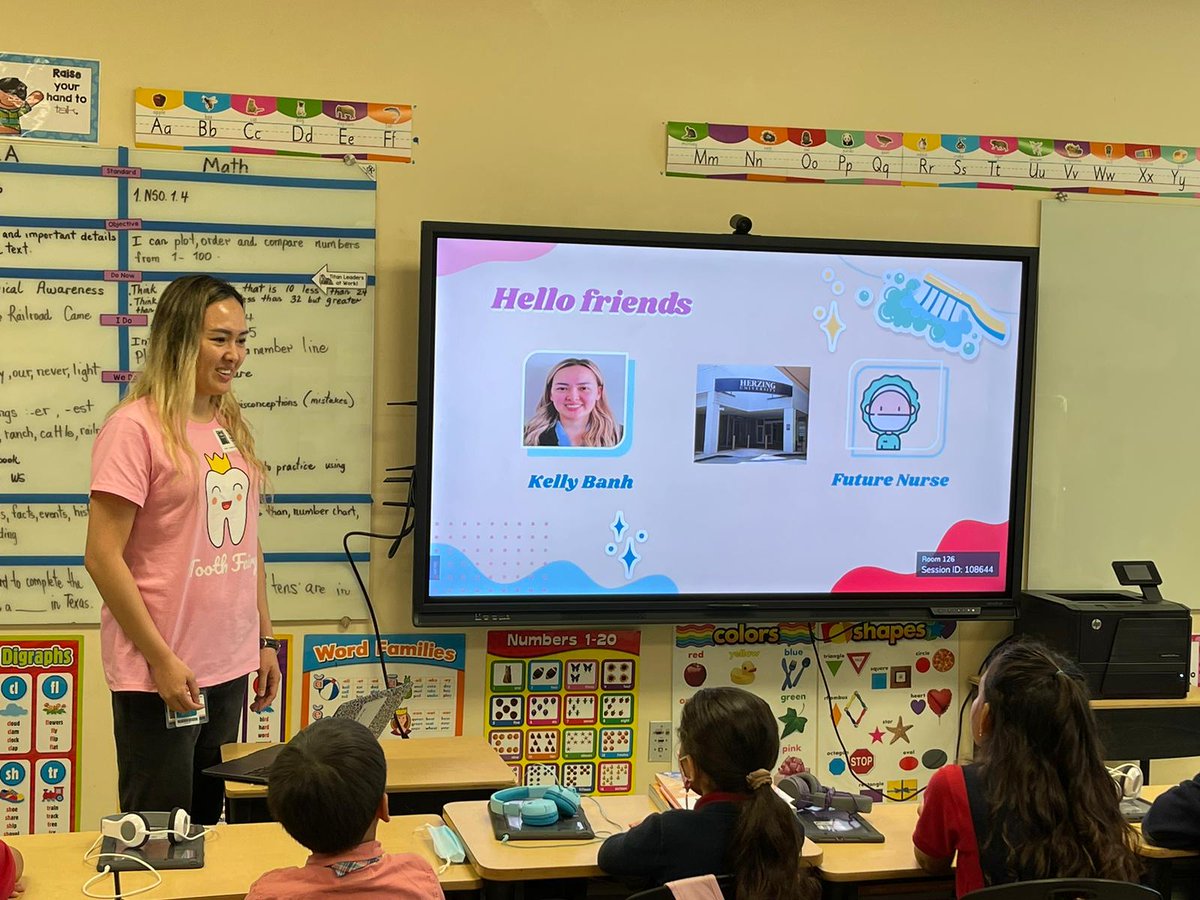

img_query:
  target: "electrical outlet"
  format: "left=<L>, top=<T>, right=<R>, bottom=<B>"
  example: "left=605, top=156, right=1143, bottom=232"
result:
left=648, top=720, right=672, bottom=762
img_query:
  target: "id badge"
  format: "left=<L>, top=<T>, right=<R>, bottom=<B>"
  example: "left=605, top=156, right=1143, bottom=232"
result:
left=165, top=689, right=209, bottom=729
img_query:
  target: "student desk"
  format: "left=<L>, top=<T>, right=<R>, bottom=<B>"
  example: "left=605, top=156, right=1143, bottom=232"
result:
left=219, top=735, right=517, bottom=822
left=816, top=784, right=1197, bottom=899
left=816, top=799, right=953, bottom=900
left=1090, top=687, right=1200, bottom=779
left=967, top=678, right=1200, bottom=780
left=443, top=795, right=822, bottom=899
left=5, top=813, right=480, bottom=899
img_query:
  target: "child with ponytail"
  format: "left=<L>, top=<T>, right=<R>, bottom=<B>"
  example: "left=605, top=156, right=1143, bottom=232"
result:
left=598, top=687, right=819, bottom=900
left=913, top=639, right=1141, bottom=896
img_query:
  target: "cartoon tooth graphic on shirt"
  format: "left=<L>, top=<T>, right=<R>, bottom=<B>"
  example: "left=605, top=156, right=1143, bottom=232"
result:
left=204, top=452, right=249, bottom=546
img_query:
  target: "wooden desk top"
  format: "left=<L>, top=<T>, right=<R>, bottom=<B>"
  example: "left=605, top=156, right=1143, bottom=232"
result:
left=815, top=799, right=926, bottom=882
left=967, top=677, right=1200, bottom=710
left=443, top=795, right=822, bottom=882
left=221, top=735, right=517, bottom=798
left=6, top=814, right=480, bottom=899
left=1091, top=686, right=1200, bottom=710
left=1133, top=785, right=1198, bottom=860
left=818, top=784, right=1196, bottom=882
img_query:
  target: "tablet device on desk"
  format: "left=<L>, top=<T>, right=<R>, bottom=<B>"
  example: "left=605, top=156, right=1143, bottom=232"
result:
left=488, top=806, right=595, bottom=841
left=96, top=814, right=206, bottom=871
left=1120, top=797, right=1151, bottom=823
left=795, top=808, right=885, bottom=843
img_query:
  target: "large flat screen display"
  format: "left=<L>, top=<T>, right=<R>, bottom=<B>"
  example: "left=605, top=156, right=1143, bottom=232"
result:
left=413, top=223, right=1036, bottom=624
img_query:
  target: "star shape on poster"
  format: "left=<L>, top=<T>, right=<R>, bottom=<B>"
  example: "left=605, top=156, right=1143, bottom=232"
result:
left=869, top=726, right=884, bottom=743
left=778, top=707, right=808, bottom=739
left=886, top=716, right=913, bottom=745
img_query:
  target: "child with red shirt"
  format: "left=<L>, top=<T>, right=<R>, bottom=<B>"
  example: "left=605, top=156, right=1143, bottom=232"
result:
left=0, top=840, right=22, bottom=897
left=247, top=718, right=443, bottom=900
left=912, top=640, right=1141, bottom=896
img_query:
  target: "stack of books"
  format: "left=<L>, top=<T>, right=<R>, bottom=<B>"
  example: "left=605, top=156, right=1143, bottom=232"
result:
left=648, top=771, right=692, bottom=810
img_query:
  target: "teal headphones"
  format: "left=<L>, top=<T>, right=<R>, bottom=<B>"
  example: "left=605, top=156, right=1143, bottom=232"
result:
left=488, top=785, right=581, bottom=826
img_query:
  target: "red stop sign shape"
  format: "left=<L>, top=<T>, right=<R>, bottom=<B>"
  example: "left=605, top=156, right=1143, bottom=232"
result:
left=849, top=749, right=874, bottom=774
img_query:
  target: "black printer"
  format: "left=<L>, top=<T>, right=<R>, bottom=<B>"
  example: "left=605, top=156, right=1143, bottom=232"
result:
left=1016, top=561, right=1191, bottom=699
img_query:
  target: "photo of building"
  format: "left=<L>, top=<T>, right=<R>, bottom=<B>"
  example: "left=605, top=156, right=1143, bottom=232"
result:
left=695, top=365, right=810, bottom=463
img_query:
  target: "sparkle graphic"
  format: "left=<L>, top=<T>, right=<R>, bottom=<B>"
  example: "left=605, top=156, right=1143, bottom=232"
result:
left=814, top=300, right=846, bottom=352
left=619, top=539, right=641, bottom=578
left=610, top=511, right=628, bottom=541
left=869, top=727, right=885, bottom=743
left=607, top=512, right=648, bottom=578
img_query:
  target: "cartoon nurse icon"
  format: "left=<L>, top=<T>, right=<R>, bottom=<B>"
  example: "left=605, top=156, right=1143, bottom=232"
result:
left=861, top=375, right=920, bottom=451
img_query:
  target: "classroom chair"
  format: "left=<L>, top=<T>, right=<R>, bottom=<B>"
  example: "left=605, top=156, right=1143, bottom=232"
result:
left=962, top=879, right=1160, bottom=900
left=626, top=874, right=737, bottom=900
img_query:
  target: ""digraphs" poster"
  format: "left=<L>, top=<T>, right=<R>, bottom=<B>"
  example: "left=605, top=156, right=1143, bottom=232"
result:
left=0, top=637, right=81, bottom=834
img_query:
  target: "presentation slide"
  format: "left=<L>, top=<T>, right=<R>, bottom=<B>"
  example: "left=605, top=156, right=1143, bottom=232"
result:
left=426, top=237, right=1025, bottom=599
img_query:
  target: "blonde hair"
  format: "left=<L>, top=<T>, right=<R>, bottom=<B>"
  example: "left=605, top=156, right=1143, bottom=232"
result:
left=523, top=357, right=621, bottom=447
left=117, top=274, right=267, bottom=489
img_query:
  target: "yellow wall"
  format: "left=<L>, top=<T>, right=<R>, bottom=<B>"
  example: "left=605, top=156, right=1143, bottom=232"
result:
left=11, top=0, right=1200, bottom=828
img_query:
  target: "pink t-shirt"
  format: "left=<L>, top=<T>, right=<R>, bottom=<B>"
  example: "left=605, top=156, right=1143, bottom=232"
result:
left=246, top=841, right=445, bottom=900
left=90, top=398, right=260, bottom=691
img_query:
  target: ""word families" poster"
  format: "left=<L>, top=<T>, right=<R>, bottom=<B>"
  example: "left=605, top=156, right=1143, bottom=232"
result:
left=301, top=634, right=464, bottom=736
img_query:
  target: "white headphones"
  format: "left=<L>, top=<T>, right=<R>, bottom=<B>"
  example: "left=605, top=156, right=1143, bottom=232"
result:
left=1108, top=763, right=1144, bottom=800
left=84, top=809, right=209, bottom=899
left=99, top=808, right=194, bottom=849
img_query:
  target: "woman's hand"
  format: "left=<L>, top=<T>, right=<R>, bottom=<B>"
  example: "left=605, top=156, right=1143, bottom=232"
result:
left=150, top=653, right=202, bottom=712
left=251, top=647, right=281, bottom=712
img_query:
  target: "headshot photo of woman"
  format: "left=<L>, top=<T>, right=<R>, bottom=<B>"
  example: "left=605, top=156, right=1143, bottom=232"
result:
left=523, top=355, right=624, bottom=447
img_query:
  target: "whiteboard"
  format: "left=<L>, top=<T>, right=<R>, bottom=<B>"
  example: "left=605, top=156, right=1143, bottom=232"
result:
left=1030, top=199, right=1200, bottom=604
left=0, top=141, right=375, bottom=623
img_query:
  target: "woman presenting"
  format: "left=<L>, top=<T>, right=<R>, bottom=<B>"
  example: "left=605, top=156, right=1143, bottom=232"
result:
left=85, top=275, right=281, bottom=823
left=523, top=357, right=622, bottom=447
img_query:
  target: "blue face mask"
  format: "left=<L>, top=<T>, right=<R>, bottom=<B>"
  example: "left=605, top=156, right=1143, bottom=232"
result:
left=870, top=412, right=910, bottom=434
left=422, top=824, right=465, bottom=871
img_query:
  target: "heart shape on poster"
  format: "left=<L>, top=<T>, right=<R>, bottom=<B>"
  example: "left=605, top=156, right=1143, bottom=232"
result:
left=927, top=689, right=952, bottom=717
left=910, top=699, right=926, bottom=715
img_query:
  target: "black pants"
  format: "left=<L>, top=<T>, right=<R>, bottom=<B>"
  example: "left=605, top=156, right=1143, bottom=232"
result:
left=111, top=675, right=247, bottom=824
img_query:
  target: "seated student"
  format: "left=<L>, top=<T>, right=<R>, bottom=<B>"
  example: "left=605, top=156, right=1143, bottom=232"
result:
left=0, top=839, right=23, bottom=897
left=598, top=687, right=819, bottom=900
left=1142, top=773, right=1200, bottom=849
left=246, top=718, right=444, bottom=900
left=913, top=640, right=1141, bottom=897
